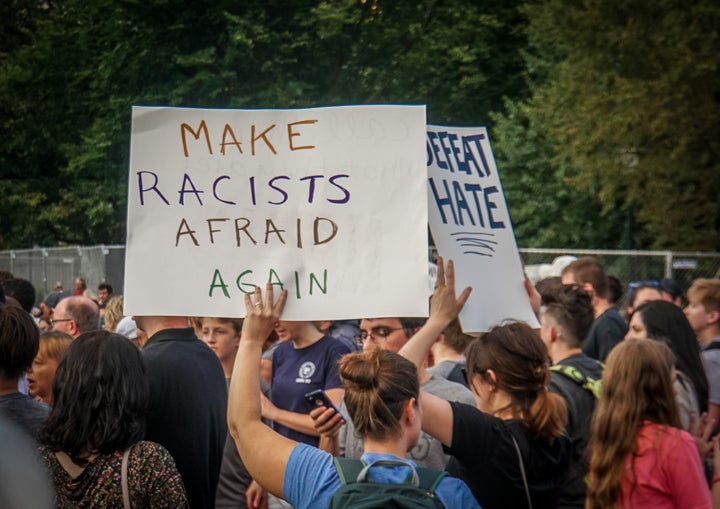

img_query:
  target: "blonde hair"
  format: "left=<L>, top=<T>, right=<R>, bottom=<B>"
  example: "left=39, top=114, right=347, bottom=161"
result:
left=339, top=348, right=418, bottom=441
left=586, top=339, right=679, bottom=509
left=103, top=296, right=124, bottom=332
left=38, top=330, right=73, bottom=362
left=687, top=278, right=720, bottom=313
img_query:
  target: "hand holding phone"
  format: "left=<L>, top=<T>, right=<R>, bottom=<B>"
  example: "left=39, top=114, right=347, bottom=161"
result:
left=304, top=389, right=345, bottom=421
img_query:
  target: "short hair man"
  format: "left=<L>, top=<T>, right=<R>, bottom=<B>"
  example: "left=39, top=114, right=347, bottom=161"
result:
left=659, top=277, right=685, bottom=307
left=134, top=315, right=228, bottom=509
left=561, top=256, right=627, bottom=361
left=0, top=304, right=48, bottom=441
left=427, top=317, right=474, bottom=387
left=685, top=278, right=720, bottom=425
left=96, top=283, right=113, bottom=312
left=335, top=316, right=475, bottom=470
left=540, top=285, right=602, bottom=509
left=50, top=296, right=99, bottom=339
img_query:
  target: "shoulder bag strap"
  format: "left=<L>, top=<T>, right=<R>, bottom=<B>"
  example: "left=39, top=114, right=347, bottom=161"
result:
left=121, top=446, right=133, bottom=509
left=510, top=434, right=533, bottom=509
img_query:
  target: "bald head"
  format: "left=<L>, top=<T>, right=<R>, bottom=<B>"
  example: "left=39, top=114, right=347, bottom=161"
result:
left=52, top=296, right=100, bottom=338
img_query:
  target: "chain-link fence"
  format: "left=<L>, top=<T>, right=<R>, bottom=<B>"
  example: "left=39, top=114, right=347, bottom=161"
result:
left=520, top=248, right=720, bottom=303
left=0, top=245, right=126, bottom=303
left=2, top=245, right=719, bottom=308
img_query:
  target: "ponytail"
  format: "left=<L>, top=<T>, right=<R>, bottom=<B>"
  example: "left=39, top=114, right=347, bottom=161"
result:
left=466, top=322, right=567, bottom=440
left=527, top=389, right=567, bottom=440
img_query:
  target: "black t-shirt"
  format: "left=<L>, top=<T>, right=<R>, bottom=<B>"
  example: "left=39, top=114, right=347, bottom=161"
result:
left=143, top=328, right=228, bottom=509
left=548, top=353, right=603, bottom=509
left=445, top=401, right=569, bottom=509
left=582, top=307, right=626, bottom=361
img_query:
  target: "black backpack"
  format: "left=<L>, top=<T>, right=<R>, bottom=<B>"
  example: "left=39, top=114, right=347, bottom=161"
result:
left=328, top=457, right=447, bottom=509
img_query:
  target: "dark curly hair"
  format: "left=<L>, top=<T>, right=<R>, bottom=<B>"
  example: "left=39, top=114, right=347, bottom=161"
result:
left=40, top=330, right=147, bottom=463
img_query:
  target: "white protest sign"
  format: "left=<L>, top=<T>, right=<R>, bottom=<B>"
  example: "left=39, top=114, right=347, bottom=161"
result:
left=427, top=125, right=539, bottom=332
left=124, top=105, right=429, bottom=319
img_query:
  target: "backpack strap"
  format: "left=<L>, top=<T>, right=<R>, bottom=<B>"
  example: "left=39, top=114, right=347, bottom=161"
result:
left=704, top=341, right=720, bottom=352
left=333, top=457, right=366, bottom=485
left=333, top=457, right=446, bottom=493
left=550, top=363, right=603, bottom=399
left=416, top=467, right=447, bottom=494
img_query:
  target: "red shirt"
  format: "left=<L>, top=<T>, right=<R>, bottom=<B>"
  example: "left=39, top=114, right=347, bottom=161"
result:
left=622, top=421, right=710, bottom=509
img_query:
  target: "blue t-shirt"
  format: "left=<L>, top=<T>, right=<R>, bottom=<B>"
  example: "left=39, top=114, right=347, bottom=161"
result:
left=283, top=443, right=481, bottom=509
left=271, top=335, right=350, bottom=446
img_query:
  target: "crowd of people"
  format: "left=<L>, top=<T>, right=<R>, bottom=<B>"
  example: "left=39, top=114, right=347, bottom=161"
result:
left=1, top=256, right=720, bottom=509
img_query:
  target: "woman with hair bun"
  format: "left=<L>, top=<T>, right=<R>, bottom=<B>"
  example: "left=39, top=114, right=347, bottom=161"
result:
left=39, top=330, right=188, bottom=508
left=586, top=339, right=710, bottom=509
left=400, top=258, right=570, bottom=509
left=227, top=283, right=479, bottom=509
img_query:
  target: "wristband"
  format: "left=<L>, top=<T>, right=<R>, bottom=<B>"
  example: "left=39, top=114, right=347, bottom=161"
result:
left=712, top=476, right=720, bottom=486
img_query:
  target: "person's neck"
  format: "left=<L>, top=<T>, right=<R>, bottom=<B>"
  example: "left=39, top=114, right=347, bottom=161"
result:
left=489, top=390, right=516, bottom=420
left=143, top=317, right=192, bottom=339
left=431, top=344, right=465, bottom=365
left=699, top=327, right=720, bottom=346
left=549, top=344, right=582, bottom=365
left=593, top=299, right=612, bottom=318
left=222, top=357, right=236, bottom=379
left=0, top=378, right=19, bottom=396
left=363, top=435, right=410, bottom=458
left=292, top=326, right=324, bottom=348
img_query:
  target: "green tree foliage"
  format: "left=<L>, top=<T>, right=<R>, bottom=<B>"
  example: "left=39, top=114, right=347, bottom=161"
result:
left=492, top=101, right=627, bottom=248
left=0, top=0, right=526, bottom=248
left=514, top=0, right=720, bottom=250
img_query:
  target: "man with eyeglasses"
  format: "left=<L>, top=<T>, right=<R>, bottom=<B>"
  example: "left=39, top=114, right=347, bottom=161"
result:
left=50, top=296, right=100, bottom=339
left=322, top=315, right=476, bottom=470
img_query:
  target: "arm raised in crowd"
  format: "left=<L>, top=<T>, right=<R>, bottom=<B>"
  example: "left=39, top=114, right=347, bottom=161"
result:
left=228, top=283, right=290, bottom=498
left=399, top=257, right=472, bottom=447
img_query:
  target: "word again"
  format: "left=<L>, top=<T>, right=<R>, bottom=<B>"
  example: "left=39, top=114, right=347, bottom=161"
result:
left=429, top=177, right=506, bottom=229
left=427, top=131, right=492, bottom=177
left=209, top=267, right=328, bottom=300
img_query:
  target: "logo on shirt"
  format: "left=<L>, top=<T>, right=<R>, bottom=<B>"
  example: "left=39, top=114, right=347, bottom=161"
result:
left=296, top=362, right=316, bottom=383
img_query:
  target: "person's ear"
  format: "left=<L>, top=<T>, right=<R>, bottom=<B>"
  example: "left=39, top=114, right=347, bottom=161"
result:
left=485, top=369, right=498, bottom=388
left=549, top=326, right=558, bottom=343
left=69, top=319, right=79, bottom=337
left=402, top=397, right=417, bottom=424
left=582, top=283, right=595, bottom=298
left=708, top=309, right=720, bottom=326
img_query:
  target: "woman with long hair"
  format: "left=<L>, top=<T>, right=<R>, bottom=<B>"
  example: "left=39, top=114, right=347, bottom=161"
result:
left=39, top=330, right=188, bottom=508
left=227, top=283, right=479, bottom=509
left=626, top=299, right=709, bottom=428
left=586, top=339, right=710, bottom=508
left=399, top=258, right=570, bottom=509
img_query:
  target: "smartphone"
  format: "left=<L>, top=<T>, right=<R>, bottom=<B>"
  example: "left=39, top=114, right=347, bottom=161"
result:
left=304, top=389, right=345, bottom=421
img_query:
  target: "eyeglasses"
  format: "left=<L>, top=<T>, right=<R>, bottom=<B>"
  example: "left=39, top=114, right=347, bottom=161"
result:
left=50, top=318, right=73, bottom=328
left=627, top=280, right=661, bottom=304
left=354, top=327, right=404, bottom=345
